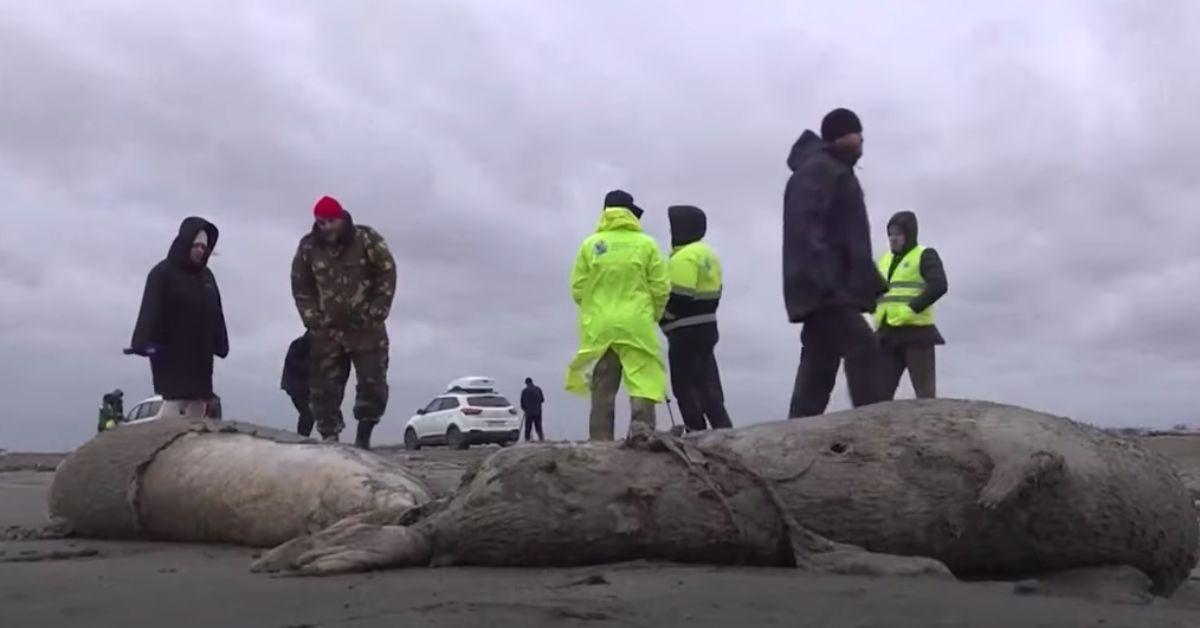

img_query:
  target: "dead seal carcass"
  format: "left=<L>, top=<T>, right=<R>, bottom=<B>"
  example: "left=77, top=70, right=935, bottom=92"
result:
left=48, top=418, right=432, bottom=548
left=255, top=399, right=1199, bottom=597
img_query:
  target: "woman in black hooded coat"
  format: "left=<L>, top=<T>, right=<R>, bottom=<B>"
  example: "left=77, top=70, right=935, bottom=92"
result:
left=128, top=217, right=228, bottom=405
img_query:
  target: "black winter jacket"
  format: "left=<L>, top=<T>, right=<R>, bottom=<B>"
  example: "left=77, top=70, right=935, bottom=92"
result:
left=782, top=130, right=886, bottom=323
left=281, top=332, right=312, bottom=394
left=520, top=384, right=544, bottom=415
left=129, top=217, right=228, bottom=399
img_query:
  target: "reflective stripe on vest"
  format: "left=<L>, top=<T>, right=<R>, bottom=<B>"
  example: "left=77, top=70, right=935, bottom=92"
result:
left=873, top=245, right=934, bottom=328
left=661, top=313, right=718, bottom=333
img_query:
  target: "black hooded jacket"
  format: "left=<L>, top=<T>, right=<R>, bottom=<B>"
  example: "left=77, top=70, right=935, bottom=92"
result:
left=878, top=210, right=947, bottom=346
left=520, top=382, right=545, bottom=415
left=280, top=332, right=312, bottom=395
left=130, top=217, right=229, bottom=399
left=782, top=130, right=886, bottom=323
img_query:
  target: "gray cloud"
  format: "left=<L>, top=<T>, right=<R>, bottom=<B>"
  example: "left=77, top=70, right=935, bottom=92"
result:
left=2, top=1, right=1198, bottom=451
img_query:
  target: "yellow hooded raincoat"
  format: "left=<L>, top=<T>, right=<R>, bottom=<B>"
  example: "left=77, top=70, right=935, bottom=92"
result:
left=565, top=206, right=670, bottom=402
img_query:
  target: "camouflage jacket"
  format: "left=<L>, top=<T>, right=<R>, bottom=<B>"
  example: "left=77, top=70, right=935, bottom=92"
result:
left=291, top=221, right=397, bottom=331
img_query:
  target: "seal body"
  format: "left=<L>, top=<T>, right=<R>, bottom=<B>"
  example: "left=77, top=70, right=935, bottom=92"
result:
left=710, top=399, right=1199, bottom=595
left=49, top=419, right=431, bottom=547
left=259, top=400, right=1198, bottom=597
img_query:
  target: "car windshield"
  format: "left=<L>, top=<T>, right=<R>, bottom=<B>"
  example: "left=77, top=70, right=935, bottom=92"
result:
left=467, top=395, right=510, bottom=408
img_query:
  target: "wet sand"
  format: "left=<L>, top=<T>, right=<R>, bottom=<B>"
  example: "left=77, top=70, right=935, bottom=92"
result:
left=2, top=438, right=1198, bottom=628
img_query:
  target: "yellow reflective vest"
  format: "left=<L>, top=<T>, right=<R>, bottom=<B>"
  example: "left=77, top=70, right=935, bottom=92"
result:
left=662, top=241, right=722, bottom=333
left=873, top=245, right=935, bottom=328
left=565, top=207, right=670, bottom=402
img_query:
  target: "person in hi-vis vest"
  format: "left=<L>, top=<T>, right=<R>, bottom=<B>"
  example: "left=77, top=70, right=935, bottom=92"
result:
left=660, top=204, right=733, bottom=432
left=873, top=211, right=947, bottom=399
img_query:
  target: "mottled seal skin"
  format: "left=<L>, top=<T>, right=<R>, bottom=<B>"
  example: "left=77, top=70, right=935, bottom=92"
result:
left=256, top=399, right=1199, bottom=597
left=716, top=399, right=1200, bottom=596
left=49, top=418, right=432, bottom=547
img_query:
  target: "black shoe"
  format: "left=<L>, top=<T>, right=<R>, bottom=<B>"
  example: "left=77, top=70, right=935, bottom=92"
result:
left=355, top=422, right=376, bottom=450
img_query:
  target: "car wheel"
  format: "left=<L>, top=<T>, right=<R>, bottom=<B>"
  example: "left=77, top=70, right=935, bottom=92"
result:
left=446, top=425, right=468, bottom=450
left=404, top=428, right=421, bottom=451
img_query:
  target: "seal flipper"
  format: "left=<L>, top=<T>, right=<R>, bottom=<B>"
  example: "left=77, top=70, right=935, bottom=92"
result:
left=291, top=524, right=433, bottom=576
left=790, top=526, right=951, bottom=578
left=251, top=503, right=438, bottom=575
left=979, top=450, right=1064, bottom=511
left=808, top=546, right=953, bottom=578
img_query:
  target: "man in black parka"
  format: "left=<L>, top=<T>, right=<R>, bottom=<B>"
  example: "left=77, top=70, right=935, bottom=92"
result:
left=782, top=108, right=887, bottom=418
left=128, top=216, right=228, bottom=418
left=519, top=377, right=545, bottom=441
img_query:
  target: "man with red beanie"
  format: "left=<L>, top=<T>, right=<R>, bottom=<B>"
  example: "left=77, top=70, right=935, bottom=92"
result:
left=291, top=195, right=397, bottom=448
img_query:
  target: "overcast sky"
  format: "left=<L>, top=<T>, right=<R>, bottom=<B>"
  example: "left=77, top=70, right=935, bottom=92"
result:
left=2, top=1, right=1197, bottom=452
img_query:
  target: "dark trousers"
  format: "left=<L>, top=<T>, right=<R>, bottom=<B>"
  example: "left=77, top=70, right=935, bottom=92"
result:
left=879, top=344, right=936, bottom=400
left=789, top=306, right=884, bottom=418
left=668, top=325, right=734, bottom=431
left=524, top=413, right=544, bottom=441
left=288, top=390, right=314, bottom=437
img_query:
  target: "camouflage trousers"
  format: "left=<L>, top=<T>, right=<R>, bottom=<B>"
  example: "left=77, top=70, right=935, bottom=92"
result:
left=589, top=349, right=656, bottom=441
left=309, top=325, right=389, bottom=439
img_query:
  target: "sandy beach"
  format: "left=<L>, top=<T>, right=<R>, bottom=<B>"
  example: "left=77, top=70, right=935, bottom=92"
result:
left=3, top=438, right=1198, bottom=628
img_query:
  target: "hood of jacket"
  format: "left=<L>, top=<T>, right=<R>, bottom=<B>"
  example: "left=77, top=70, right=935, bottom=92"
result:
left=787, top=129, right=860, bottom=170
left=596, top=206, right=643, bottom=233
left=167, top=216, right=219, bottom=270
left=786, top=130, right=825, bottom=172
left=668, top=205, right=706, bottom=248
left=309, top=210, right=357, bottom=247
left=887, top=210, right=919, bottom=254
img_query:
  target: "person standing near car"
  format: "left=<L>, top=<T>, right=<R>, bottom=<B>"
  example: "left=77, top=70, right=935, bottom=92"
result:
left=291, top=195, right=397, bottom=449
left=97, top=389, right=124, bottom=432
left=874, top=210, right=948, bottom=400
left=281, top=330, right=314, bottom=436
left=520, top=377, right=545, bottom=441
left=660, top=204, right=734, bottom=432
left=565, top=190, right=670, bottom=440
left=782, top=108, right=887, bottom=418
left=128, top=217, right=228, bottom=419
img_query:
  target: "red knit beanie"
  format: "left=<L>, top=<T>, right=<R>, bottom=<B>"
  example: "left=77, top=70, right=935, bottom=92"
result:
left=313, top=195, right=345, bottom=219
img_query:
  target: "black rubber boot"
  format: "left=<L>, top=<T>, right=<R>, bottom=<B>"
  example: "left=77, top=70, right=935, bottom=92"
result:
left=355, top=422, right=376, bottom=450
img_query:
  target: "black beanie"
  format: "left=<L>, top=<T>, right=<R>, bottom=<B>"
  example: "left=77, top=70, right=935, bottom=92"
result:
left=603, top=189, right=643, bottom=219
left=604, top=189, right=633, bottom=207
left=820, top=108, right=863, bottom=142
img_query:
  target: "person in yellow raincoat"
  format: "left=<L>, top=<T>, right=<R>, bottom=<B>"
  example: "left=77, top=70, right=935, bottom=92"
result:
left=566, top=190, right=670, bottom=440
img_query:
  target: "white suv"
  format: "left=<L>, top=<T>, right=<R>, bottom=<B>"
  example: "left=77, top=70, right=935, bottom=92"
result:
left=124, top=395, right=166, bottom=426
left=119, top=394, right=223, bottom=426
left=404, top=376, right=520, bottom=450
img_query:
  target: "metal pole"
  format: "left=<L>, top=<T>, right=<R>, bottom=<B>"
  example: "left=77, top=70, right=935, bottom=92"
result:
left=667, top=396, right=686, bottom=434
